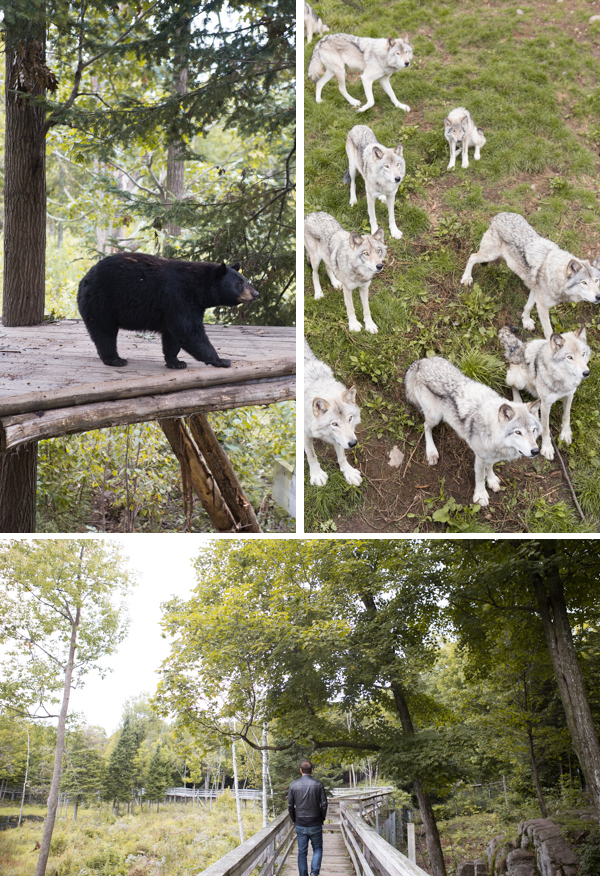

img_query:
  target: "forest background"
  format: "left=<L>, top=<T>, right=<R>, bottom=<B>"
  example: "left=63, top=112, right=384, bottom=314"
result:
left=1, top=538, right=600, bottom=876
left=0, top=0, right=296, bottom=533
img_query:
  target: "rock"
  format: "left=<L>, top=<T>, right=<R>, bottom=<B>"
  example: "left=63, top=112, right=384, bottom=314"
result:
left=516, top=8, right=524, bottom=14
left=536, top=835, right=579, bottom=876
left=590, top=14, right=600, bottom=22
left=456, top=864, right=475, bottom=876
left=506, top=848, right=536, bottom=876
left=487, top=835, right=508, bottom=868
left=494, top=841, right=518, bottom=875
left=474, top=860, right=488, bottom=875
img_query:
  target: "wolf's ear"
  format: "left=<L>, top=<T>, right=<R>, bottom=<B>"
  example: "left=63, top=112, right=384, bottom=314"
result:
left=498, top=403, right=515, bottom=422
left=394, top=143, right=404, bottom=156
left=444, top=117, right=451, bottom=127
left=575, top=324, right=587, bottom=341
left=387, top=37, right=395, bottom=47
left=372, top=146, right=384, bottom=160
left=593, top=258, right=600, bottom=267
left=231, top=262, right=241, bottom=272
left=550, top=332, right=565, bottom=351
left=313, top=397, right=330, bottom=417
left=460, top=115, right=469, bottom=126
left=373, top=227, right=385, bottom=242
left=349, top=232, right=363, bottom=248
left=567, top=259, right=582, bottom=277
left=342, top=386, right=357, bottom=404
left=528, top=398, right=541, bottom=415
left=403, top=33, right=408, bottom=42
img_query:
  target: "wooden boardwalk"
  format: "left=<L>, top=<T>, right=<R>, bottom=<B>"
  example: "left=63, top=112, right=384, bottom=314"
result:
left=282, top=830, right=354, bottom=876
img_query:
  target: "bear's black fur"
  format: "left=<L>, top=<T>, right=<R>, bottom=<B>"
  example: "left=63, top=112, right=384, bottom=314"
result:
left=77, top=253, right=259, bottom=369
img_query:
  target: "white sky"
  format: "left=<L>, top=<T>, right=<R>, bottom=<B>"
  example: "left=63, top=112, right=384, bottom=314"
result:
left=68, top=535, right=208, bottom=736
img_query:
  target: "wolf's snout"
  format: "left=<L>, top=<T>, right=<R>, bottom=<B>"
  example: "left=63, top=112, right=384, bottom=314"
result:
left=531, top=447, right=541, bottom=456
left=595, top=293, right=600, bottom=302
left=395, top=176, right=402, bottom=182
left=376, top=263, right=383, bottom=271
left=583, top=369, right=591, bottom=378
left=404, top=61, right=410, bottom=67
left=348, top=438, right=358, bottom=448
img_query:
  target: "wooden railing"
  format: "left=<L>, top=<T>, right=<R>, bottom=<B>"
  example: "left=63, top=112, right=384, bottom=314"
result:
left=339, top=795, right=429, bottom=876
left=199, top=809, right=295, bottom=876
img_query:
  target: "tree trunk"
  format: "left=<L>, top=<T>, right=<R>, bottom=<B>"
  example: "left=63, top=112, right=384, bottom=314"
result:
left=231, top=721, right=245, bottom=843
left=165, top=56, right=188, bottom=238
left=0, top=443, right=38, bottom=533
left=35, top=601, right=81, bottom=876
left=3, top=4, right=47, bottom=326
left=531, top=542, right=600, bottom=816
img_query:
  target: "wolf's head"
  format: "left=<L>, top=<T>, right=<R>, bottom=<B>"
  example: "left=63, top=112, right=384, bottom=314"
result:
left=565, top=259, right=600, bottom=304
left=444, top=112, right=469, bottom=143
left=387, top=35, right=413, bottom=69
left=349, top=227, right=387, bottom=276
left=497, top=400, right=541, bottom=458
left=312, top=388, right=361, bottom=450
left=549, top=326, right=591, bottom=385
left=371, top=143, right=405, bottom=186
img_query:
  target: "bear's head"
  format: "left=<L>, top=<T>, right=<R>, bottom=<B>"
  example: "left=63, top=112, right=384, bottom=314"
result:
left=213, top=262, right=259, bottom=305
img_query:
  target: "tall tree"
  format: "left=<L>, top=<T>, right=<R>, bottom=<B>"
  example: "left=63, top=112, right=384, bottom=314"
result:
left=0, top=539, right=133, bottom=876
left=104, top=716, right=144, bottom=813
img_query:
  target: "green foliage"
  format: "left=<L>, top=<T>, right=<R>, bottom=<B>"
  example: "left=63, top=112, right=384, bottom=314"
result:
left=304, top=471, right=364, bottom=533
left=524, top=498, right=592, bottom=533
left=579, top=831, right=600, bottom=876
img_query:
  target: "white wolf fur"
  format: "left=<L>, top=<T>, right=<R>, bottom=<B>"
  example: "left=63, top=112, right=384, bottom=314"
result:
left=405, top=356, right=542, bottom=506
left=307, top=33, right=413, bottom=112
left=304, top=2, right=329, bottom=43
left=444, top=107, right=486, bottom=170
left=304, top=340, right=362, bottom=486
left=304, top=211, right=387, bottom=334
left=461, top=212, right=600, bottom=337
left=499, top=325, right=590, bottom=461
left=344, top=124, right=405, bottom=239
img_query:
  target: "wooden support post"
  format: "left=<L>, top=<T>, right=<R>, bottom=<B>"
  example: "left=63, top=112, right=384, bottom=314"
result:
left=161, top=418, right=235, bottom=532
left=0, top=443, right=37, bottom=532
left=407, top=823, right=415, bottom=864
left=188, top=413, right=261, bottom=532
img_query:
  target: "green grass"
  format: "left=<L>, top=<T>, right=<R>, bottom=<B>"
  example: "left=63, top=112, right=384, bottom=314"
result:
left=304, top=0, right=600, bottom=532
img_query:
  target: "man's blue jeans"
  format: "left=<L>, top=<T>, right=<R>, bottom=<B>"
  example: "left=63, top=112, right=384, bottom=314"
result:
left=295, top=824, right=323, bottom=876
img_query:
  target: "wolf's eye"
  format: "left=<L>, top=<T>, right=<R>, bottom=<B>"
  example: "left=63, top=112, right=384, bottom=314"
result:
left=332, top=421, right=339, bottom=427
left=515, top=430, right=522, bottom=436
left=348, top=415, right=353, bottom=422
left=567, top=355, right=573, bottom=360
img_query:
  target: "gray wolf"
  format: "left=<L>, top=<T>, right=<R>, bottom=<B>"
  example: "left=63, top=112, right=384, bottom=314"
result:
left=460, top=212, right=600, bottom=338
left=288, top=762, right=328, bottom=876
left=78, top=253, right=258, bottom=369
left=304, top=211, right=386, bottom=334
left=304, top=2, right=329, bottom=43
left=344, top=124, right=405, bottom=239
left=405, top=356, right=541, bottom=506
left=444, top=107, right=486, bottom=170
left=499, top=325, right=590, bottom=461
left=307, top=33, right=413, bottom=112
left=304, top=339, right=362, bottom=487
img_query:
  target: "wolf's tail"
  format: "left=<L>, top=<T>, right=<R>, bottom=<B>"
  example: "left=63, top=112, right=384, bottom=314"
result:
left=404, top=360, right=423, bottom=412
left=308, top=44, right=325, bottom=81
left=498, top=326, right=524, bottom=363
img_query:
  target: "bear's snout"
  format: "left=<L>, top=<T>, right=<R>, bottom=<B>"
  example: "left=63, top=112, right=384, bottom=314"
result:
left=238, top=283, right=259, bottom=302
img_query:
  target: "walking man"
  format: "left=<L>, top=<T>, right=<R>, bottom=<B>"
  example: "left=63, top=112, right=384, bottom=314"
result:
left=288, top=760, right=328, bottom=876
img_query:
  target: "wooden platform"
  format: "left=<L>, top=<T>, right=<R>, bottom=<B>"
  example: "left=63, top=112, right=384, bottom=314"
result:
left=282, top=831, right=354, bottom=876
left=0, top=321, right=296, bottom=449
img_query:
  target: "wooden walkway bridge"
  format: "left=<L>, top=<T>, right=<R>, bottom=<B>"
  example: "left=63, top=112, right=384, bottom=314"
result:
left=200, top=788, right=429, bottom=876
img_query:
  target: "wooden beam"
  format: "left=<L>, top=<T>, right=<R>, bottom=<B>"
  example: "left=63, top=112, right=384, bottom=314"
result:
left=188, top=414, right=261, bottom=533
left=0, top=376, right=295, bottom=450
left=161, top=419, right=236, bottom=532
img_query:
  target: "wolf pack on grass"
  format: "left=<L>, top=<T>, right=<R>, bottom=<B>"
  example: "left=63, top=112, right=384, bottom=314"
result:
left=304, top=2, right=599, bottom=511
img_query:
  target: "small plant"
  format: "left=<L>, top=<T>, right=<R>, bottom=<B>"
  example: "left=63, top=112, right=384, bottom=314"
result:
left=525, top=498, right=591, bottom=533
left=458, top=349, right=507, bottom=393
left=304, top=470, right=363, bottom=532
left=549, top=176, right=570, bottom=195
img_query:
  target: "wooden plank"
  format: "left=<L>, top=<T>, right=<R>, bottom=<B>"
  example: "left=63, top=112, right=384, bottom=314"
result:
left=200, top=811, right=290, bottom=876
left=0, top=376, right=296, bottom=449
left=341, top=809, right=429, bottom=876
left=0, top=322, right=296, bottom=414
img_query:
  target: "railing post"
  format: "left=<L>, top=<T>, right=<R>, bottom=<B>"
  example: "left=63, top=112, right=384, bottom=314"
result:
left=407, top=823, right=415, bottom=864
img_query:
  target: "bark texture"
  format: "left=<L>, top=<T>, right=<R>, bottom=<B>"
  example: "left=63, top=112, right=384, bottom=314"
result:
left=0, top=444, right=37, bottom=532
left=165, top=64, right=187, bottom=237
left=3, top=8, right=48, bottom=326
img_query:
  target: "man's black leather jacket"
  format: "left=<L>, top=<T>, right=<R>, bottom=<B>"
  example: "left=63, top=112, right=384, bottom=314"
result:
left=288, top=774, right=328, bottom=826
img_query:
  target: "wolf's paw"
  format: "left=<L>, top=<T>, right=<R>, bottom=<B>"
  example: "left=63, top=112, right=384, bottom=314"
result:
left=349, top=195, right=358, bottom=206
left=426, top=449, right=439, bottom=466
left=347, top=97, right=362, bottom=108
left=473, top=488, right=490, bottom=507
left=310, top=468, right=329, bottom=486
left=474, top=152, right=481, bottom=160
left=330, top=276, right=343, bottom=290
left=447, top=162, right=456, bottom=171
left=390, top=227, right=403, bottom=240
left=522, top=317, right=536, bottom=332
left=559, top=426, right=573, bottom=444
left=356, top=103, right=373, bottom=113
left=314, top=289, right=324, bottom=300
left=342, top=465, right=363, bottom=486
left=460, top=273, right=473, bottom=286
left=541, top=442, right=555, bottom=461
left=315, top=96, right=323, bottom=104
left=349, top=319, right=362, bottom=332
left=394, top=102, right=410, bottom=112
left=364, top=320, right=379, bottom=334
left=487, top=473, right=502, bottom=492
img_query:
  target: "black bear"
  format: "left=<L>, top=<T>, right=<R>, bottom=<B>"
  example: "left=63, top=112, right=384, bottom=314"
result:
left=77, top=253, right=259, bottom=369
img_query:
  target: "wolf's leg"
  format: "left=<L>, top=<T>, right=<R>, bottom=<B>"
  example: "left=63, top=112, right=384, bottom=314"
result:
left=359, top=282, right=378, bottom=334
left=378, top=74, right=410, bottom=112
left=535, top=301, right=553, bottom=338
left=343, top=284, right=362, bottom=332
left=335, top=68, right=361, bottom=107
left=323, top=254, right=342, bottom=289
left=334, top=441, right=363, bottom=486
left=474, top=140, right=482, bottom=160
left=365, top=191, right=379, bottom=236
left=460, top=227, right=502, bottom=285
left=520, top=288, right=538, bottom=332
left=472, top=456, right=490, bottom=506
left=485, top=462, right=502, bottom=493
left=315, top=69, right=335, bottom=103
left=386, top=194, right=402, bottom=239
left=559, top=391, right=574, bottom=444
left=447, top=139, right=456, bottom=171
left=305, top=433, right=329, bottom=486
left=423, top=419, right=440, bottom=466
left=539, top=398, right=554, bottom=460
left=505, top=364, right=526, bottom=403
left=357, top=72, right=376, bottom=112
left=461, top=141, right=469, bottom=168
left=348, top=153, right=358, bottom=206
left=308, top=248, right=324, bottom=299
left=306, top=21, right=313, bottom=43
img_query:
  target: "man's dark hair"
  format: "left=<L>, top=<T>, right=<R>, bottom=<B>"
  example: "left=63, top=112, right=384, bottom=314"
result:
left=300, top=760, right=313, bottom=774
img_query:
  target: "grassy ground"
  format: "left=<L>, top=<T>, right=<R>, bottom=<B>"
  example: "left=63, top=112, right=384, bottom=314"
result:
left=304, top=0, right=600, bottom=532
left=0, top=794, right=264, bottom=876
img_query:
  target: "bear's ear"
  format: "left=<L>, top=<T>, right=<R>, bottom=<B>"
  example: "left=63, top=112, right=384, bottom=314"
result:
left=231, top=262, right=241, bottom=272
left=215, top=263, right=228, bottom=278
